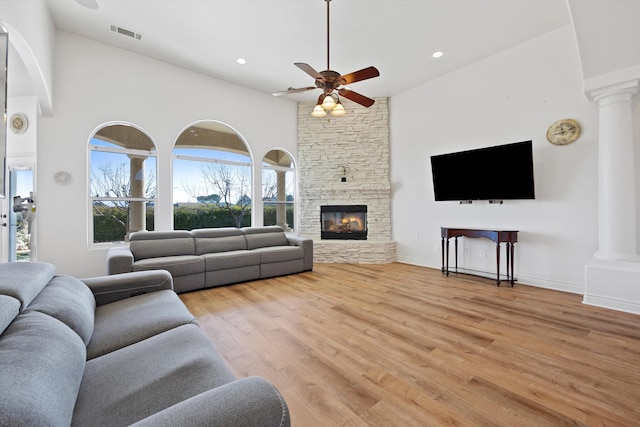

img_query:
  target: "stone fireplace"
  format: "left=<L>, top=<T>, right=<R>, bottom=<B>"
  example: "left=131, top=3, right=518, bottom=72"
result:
left=297, top=97, right=397, bottom=263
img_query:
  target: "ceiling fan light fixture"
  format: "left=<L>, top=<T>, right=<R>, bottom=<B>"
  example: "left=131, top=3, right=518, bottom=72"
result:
left=311, top=104, right=327, bottom=117
left=276, top=0, right=378, bottom=115
left=321, top=94, right=336, bottom=110
left=331, top=102, right=346, bottom=117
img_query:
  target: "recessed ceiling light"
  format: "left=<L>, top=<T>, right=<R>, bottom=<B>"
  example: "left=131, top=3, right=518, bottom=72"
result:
left=236, top=57, right=247, bottom=65
left=432, top=50, right=445, bottom=59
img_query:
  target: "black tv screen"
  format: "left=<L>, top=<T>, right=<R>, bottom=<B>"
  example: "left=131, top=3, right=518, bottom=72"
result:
left=430, top=140, right=535, bottom=201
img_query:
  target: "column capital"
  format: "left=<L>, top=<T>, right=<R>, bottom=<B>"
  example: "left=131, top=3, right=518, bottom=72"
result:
left=587, top=79, right=639, bottom=104
left=584, top=64, right=640, bottom=102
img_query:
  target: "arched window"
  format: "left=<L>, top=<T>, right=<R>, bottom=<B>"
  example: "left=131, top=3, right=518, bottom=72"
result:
left=262, top=149, right=295, bottom=231
left=89, top=123, right=157, bottom=243
left=172, top=121, right=252, bottom=229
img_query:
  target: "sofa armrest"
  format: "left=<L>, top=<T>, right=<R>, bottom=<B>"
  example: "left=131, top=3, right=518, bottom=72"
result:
left=286, top=234, right=313, bottom=271
left=106, top=245, right=135, bottom=275
left=130, top=376, right=290, bottom=427
left=81, top=270, right=174, bottom=306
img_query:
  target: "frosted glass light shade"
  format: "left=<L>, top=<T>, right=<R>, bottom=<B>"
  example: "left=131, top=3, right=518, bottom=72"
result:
left=321, top=95, right=336, bottom=110
left=331, top=103, right=346, bottom=116
left=311, top=105, right=327, bottom=117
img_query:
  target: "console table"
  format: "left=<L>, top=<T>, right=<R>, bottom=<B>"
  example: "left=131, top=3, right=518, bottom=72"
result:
left=441, top=227, right=518, bottom=286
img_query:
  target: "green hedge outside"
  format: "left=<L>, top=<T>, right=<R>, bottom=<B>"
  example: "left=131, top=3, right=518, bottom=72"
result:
left=95, top=205, right=298, bottom=242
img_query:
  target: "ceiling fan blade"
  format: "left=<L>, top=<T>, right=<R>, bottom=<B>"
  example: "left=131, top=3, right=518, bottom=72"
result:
left=338, top=88, right=375, bottom=108
left=272, top=86, right=317, bottom=96
left=295, top=62, right=324, bottom=81
left=339, top=66, right=380, bottom=85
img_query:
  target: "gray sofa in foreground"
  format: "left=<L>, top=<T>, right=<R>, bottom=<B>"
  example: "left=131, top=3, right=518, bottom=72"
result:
left=106, top=226, right=313, bottom=293
left=0, top=262, right=290, bottom=427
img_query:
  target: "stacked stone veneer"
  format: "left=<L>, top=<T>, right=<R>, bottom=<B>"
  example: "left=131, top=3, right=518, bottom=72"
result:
left=297, top=97, right=397, bottom=263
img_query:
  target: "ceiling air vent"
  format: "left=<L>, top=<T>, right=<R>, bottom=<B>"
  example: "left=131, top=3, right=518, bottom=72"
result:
left=110, top=25, right=142, bottom=40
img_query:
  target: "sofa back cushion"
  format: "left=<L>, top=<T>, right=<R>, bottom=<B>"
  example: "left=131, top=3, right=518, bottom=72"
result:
left=242, top=226, right=288, bottom=250
left=0, top=311, right=86, bottom=427
left=0, top=262, right=55, bottom=312
left=192, top=228, right=247, bottom=254
left=24, top=275, right=96, bottom=345
left=130, top=231, right=195, bottom=261
left=0, top=295, right=20, bottom=335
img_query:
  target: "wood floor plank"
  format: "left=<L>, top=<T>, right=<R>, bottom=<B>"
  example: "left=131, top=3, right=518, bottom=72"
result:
left=180, top=263, right=640, bottom=426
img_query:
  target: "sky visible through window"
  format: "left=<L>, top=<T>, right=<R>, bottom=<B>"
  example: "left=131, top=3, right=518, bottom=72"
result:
left=13, top=170, right=32, bottom=200
left=91, top=138, right=294, bottom=205
left=173, top=148, right=251, bottom=204
left=90, top=137, right=156, bottom=199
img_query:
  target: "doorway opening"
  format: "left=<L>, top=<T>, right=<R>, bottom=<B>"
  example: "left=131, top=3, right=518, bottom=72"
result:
left=8, top=166, right=34, bottom=261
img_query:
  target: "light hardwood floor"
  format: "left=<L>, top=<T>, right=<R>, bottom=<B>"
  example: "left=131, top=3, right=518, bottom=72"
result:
left=179, top=263, right=640, bottom=426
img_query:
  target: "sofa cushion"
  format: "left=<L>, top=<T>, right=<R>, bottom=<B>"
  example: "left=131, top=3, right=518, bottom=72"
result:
left=0, top=311, right=86, bottom=427
left=252, top=246, right=304, bottom=264
left=0, top=262, right=55, bottom=311
left=133, top=255, right=205, bottom=277
left=242, top=226, right=289, bottom=250
left=205, top=266, right=260, bottom=288
left=172, top=273, right=206, bottom=293
left=24, top=275, right=96, bottom=345
left=202, top=250, right=260, bottom=271
left=129, top=376, right=290, bottom=427
left=130, top=231, right=195, bottom=260
left=0, top=295, right=20, bottom=335
left=192, top=227, right=248, bottom=254
left=87, top=290, right=197, bottom=359
left=74, top=324, right=237, bottom=426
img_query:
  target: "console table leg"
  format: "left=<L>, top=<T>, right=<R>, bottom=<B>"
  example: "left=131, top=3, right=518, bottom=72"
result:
left=454, top=237, right=458, bottom=271
left=445, top=238, right=450, bottom=276
left=496, top=243, right=501, bottom=286
left=441, top=237, right=445, bottom=274
left=510, top=242, right=515, bottom=286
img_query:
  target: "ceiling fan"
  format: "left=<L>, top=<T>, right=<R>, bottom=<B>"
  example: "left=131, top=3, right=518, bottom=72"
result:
left=272, top=0, right=380, bottom=109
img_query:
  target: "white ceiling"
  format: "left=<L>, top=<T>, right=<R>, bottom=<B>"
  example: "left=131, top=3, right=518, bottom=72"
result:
left=36, top=0, right=571, bottom=102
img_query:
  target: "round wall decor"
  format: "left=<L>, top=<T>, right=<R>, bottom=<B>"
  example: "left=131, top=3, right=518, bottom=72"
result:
left=546, top=118, right=581, bottom=145
left=54, top=171, right=72, bottom=185
left=10, top=113, right=28, bottom=135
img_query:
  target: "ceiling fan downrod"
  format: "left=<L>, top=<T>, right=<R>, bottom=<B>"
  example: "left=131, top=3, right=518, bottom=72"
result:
left=326, top=0, right=331, bottom=71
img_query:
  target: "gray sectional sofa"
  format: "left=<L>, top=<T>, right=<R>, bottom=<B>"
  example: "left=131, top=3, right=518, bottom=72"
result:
left=106, top=226, right=313, bottom=294
left=0, top=261, right=290, bottom=426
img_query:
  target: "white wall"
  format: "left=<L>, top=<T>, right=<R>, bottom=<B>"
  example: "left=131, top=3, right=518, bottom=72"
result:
left=6, top=96, right=37, bottom=158
left=36, top=31, right=297, bottom=277
left=0, top=0, right=55, bottom=115
left=390, top=25, right=599, bottom=293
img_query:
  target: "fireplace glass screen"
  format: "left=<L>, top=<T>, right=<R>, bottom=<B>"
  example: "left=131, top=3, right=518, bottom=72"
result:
left=320, top=205, right=367, bottom=240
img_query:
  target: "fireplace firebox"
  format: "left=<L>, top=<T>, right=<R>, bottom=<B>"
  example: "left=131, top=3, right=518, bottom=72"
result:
left=320, top=205, right=367, bottom=240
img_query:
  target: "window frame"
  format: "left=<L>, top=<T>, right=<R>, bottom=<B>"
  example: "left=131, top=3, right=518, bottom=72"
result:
left=172, top=121, right=253, bottom=230
left=261, top=149, right=296, bottom=232
left=88, top=123, right=157, bottom=246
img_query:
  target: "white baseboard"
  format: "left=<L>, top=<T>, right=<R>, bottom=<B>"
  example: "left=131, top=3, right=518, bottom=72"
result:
left=583, top=294, right=640, bottom=315
left=396, top=256, right=584, bottom=294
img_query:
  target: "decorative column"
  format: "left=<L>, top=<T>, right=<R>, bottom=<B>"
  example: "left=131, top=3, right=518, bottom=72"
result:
left=584, top=77, right=640, bottom=314
left=128, top=155, right=146, bottom=234
left=276, top=170, right=288, bottom=229
left=588, top=80, right=640, bottom=261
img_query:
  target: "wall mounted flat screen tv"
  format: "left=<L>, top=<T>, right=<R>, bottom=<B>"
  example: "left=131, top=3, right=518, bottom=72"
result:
left=430, top=140, right=535, bottom=201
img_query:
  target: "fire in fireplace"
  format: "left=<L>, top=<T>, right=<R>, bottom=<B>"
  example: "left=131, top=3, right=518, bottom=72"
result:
left=320, top=205, right=367, bottom=240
